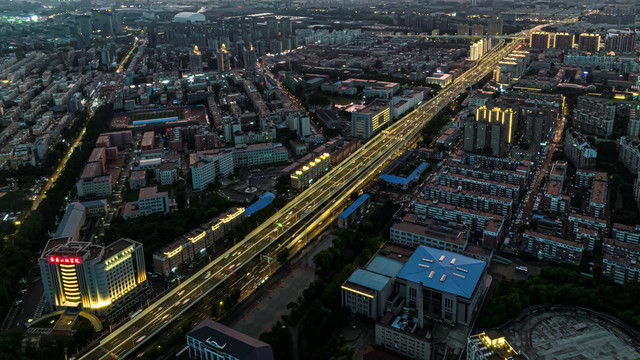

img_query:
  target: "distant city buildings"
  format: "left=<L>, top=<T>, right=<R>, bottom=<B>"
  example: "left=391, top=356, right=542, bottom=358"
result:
left=577, top=33, right=601, bottom=52
left=572, top=96, right=616, bottom=137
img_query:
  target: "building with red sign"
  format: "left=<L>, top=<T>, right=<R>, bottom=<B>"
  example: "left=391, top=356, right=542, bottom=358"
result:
left=39, top=237, right=148, bottom=315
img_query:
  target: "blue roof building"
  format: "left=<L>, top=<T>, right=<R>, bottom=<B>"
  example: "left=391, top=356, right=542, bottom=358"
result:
left=378, top=162, right=429, bottom=190
left=396, top=245, right=487, bottom=325
left=245, top=192, right=276, bottom=216
left=338, top=193, right=371, bottom=228
left=54, top=202, right=87, bottom=242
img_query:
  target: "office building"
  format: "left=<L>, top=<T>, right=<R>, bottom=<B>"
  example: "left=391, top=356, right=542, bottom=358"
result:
left=464, top=106, right=516, bottom=156
left=487, top=18, right=503, bottom=36
left=187, top=319, right=274, bottom=360
left=619, top=136, right=640, bottom=173
left=189, top=45, right=203, bottom=74
left=564, top=128, right=597, bottom=170
left=467, top=331, right=527, bottom=360
left=138, top=186, right=170, bottom=216
left=522, top=230, right=583, bottom=265
left=40, top=238, right=147, bottom=314
left=577, top=33, right=601, bottom=52
left=351, top=99, right=391, bottom=139
left=190, top=149, right=234, bottom=191
left=342, top=268, right=396, bottom=320
left=375, top=311, right=433, bottom=360
left=232, top=142, right=288, bottom=168
left=554, top=33, right=575, bottom=49
left=604, top=31, right=636, bottom=52
left=530, top=32, right=551, bottom=50
left=396, top=245, right=487, bottom=325
left=217, top=43, right=231, bottom=72
left=573, top=96, right=616, bottom=137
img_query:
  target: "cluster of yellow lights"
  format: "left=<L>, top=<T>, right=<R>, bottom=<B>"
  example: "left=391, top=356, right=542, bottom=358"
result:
left=165, top=208, right=245, bottom=258
left=60, top=264, right=81, bottom=302
left=294, top=153, right=330, bottom=176
left=341, top=285, right=374, bottom=298
left=476, top=106, right=515, bottom=143
left=105, top=247, right=134, bottom=271
left=478, top=332, right=519, bottom=355
left=193, top=45, right=200, bottom=55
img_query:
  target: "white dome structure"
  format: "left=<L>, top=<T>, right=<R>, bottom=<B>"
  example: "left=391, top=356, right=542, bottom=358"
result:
left=173, top=12, right=206, bottom=23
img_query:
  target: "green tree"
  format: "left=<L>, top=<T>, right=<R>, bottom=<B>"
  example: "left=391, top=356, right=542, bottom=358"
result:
left=277, top=248, right=290, bottom=265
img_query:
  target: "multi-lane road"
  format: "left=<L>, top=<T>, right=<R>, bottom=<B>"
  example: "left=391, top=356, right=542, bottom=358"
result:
left=78, top=31, right=530, bottom=360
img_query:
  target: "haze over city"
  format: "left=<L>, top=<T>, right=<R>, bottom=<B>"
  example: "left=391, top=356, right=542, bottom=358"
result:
left=0, top=1, right=638, bottom=360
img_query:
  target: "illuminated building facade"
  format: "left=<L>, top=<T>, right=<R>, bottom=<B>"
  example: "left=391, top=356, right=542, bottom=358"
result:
left=578, top=33, right=601, bottom=52
left=554, top=33, right=575, bottom=49
left=189, top=45, right=204, bottom=74
left=153, top=207, right=245, bottom=275
left=290, top=152, right=330, bottom=190
left=529, top=32, right=551, bottom=50
left=467, top=330, right=527, bottom=360
left=217, top=43, right=231, bottom=72
left=351, top=99, right=391, bottom=139
left=39, top=238, right=147, bottom=314
left=464, top=106, right=516, bottom=156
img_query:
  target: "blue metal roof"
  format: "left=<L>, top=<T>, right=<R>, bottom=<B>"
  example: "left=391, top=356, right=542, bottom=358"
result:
left=346, top=268, right=391, bottom=291
left=378, top=162, right=429, bottom=186
left=365, top=256, right=404, bottom=278
left=338, top=193, right=370, bottom=219
left=397, top=245, right=486, bottom=299
left=245, top=192, right=276, bottom=216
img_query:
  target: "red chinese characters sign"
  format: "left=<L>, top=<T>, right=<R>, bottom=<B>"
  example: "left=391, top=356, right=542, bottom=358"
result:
left=49, top=256, right=81, bottom=264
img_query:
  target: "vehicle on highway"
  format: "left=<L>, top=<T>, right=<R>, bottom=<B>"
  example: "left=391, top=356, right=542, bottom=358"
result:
left=515, top=266, right=528, bottom=274
left=136, top=336, right=146, bottom=343
left=130, top=309, right=143, bottom=319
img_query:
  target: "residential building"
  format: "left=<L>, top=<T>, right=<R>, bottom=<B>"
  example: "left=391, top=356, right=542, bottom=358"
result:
left=603, top=254, right=640, bottom=285
left=573, top=96, right=616, bottom=137
left=604, top=31, right=636, bottom=52
left=487, top=18, right=503, bottom=36
left=153, top=208, right=244, bottom=275
left=189, top=45, right=203, bottom=74
left=186, top=319, right=274, bottom=360
left=464, top=105, right=516, bottom=156
left=39, top=238, right=147, bottom=314
left=217, top=43, right=231, bottom=72
left=554, top=33, right=575, bottom=49
left=289, top=153, right=330, bottom=190
left=424, top=182, right=513, bottom=217
left=577, top=33, right=601, bottom=52
left=588, top=172, right=608, bottom=219
left=530, top=32, right=551, bottom=50
left=351, top=99, right=392, bottom=139
left=628, top=108, right=640, bottom=138
left=541, top=180, right=569, bottom=214
left=435, top=172, right=520, bottom=200
left=467, top=331, right=527, bottom=360
left=522, top=230, right=584, bottom=265
left=564, top=128, right=597, bottom=170
left=619, top=136, right=640, bottom=173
